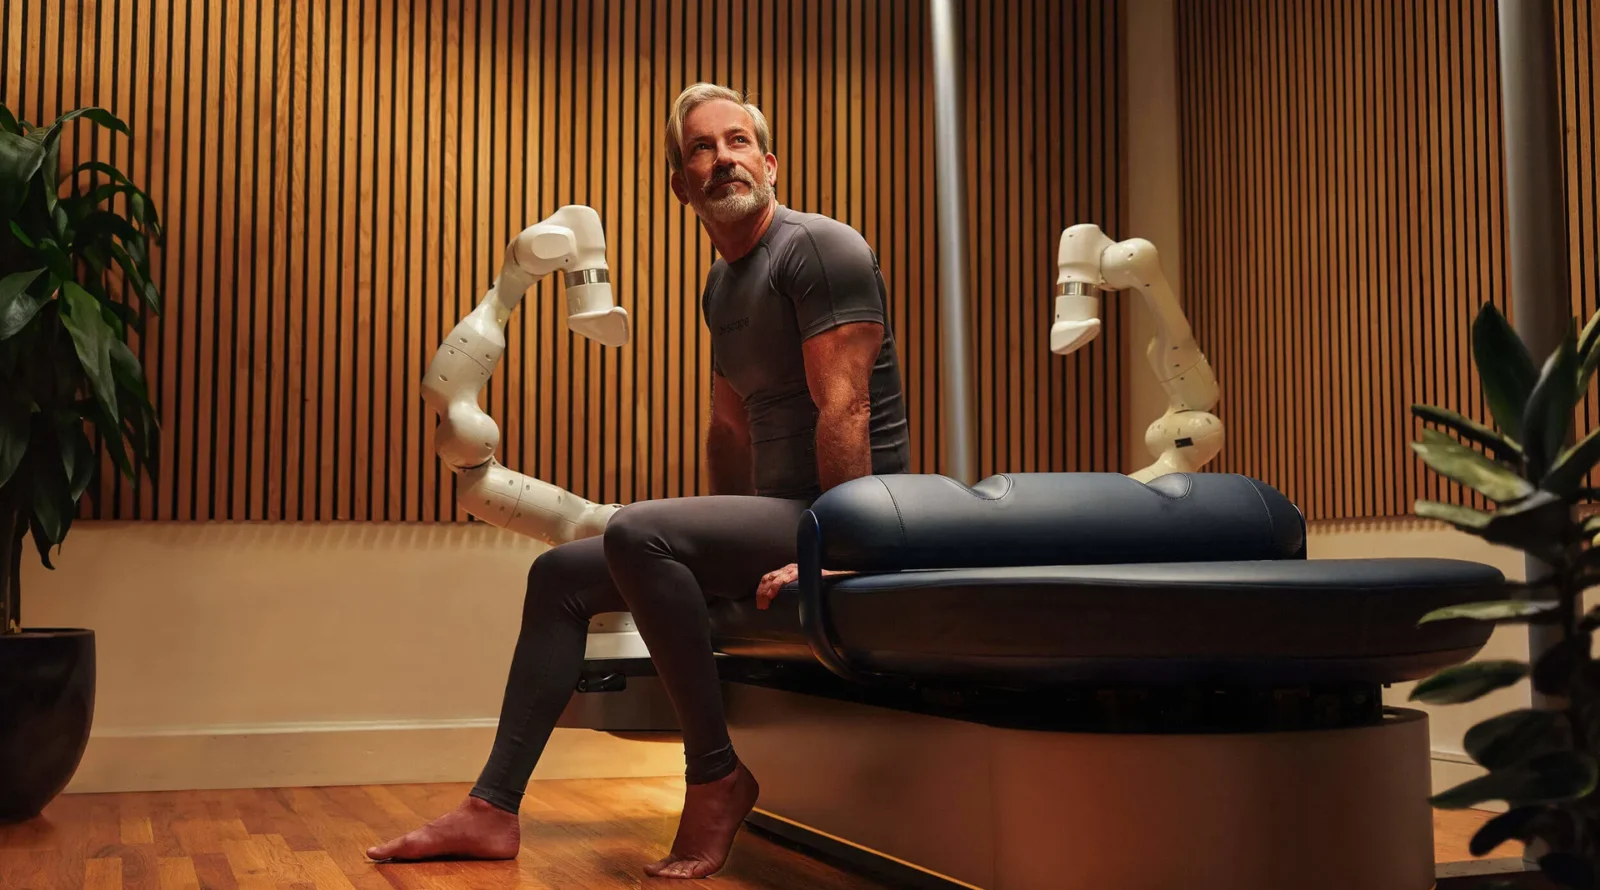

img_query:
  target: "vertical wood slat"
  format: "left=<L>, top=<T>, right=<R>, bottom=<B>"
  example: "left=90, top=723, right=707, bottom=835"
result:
left=2, top=0, right=1126, bottom=523
left=1176, top=0, right=1597, bottom=523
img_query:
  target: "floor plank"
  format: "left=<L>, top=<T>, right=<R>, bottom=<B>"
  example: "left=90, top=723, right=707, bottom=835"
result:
left=4, top=779, right=896, bottom=890
left=1434, top=807, right=1506, bottom=862
left=1, top=779, right=1512, bottom=888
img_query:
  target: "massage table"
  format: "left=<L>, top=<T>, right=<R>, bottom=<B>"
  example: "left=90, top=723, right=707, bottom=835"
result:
left=568, top=471, right=1504, bottom=890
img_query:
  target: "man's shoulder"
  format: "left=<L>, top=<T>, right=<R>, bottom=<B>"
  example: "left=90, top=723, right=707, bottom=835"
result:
left=768, top=207, right=877, bottom=281
left=772, top=207, right=872, bottom=254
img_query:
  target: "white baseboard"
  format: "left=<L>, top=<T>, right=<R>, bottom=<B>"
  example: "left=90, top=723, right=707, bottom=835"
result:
left=63, top=719, right=685, bottom=794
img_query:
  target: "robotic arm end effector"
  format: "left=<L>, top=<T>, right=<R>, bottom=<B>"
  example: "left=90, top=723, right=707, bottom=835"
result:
left=501, top=204, right=631, bottom=348
left=1049, top=223, right=1117, bottom=356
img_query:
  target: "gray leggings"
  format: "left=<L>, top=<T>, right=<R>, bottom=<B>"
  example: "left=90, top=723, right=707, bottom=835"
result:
left=469, top=494, right=811, bottom=813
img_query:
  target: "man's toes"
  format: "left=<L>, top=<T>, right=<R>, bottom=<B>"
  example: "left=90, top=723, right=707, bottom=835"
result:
left=659, top=860, right=695, bottom=879
left=368, top=832, right=425, bottom=861
left=679, top=861, right=713, bottom=878
left=649, top=857, right=717, bottom=879
left=366, top=839, right=401, bottom=860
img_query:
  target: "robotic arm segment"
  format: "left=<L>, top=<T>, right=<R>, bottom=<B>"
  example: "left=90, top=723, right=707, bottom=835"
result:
left=421, top=204, right=628, bottom=546
left=1049, top=223, right=1224, bottom=481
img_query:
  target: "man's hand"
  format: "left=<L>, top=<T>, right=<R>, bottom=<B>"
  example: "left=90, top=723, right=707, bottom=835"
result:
left=756, top=563, right=852, bottom=610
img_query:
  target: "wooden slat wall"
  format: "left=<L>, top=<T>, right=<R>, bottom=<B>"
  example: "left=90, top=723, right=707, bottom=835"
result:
left=1176, top=0, right=1597, bottom=523
left=1, top=0, right=1125, bottom=523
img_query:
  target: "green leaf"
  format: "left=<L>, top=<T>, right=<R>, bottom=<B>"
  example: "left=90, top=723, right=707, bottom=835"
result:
left=1464, top=709, right=1574, bottom=770
left=26, top=442, right=73, bottom=547
left=0, top=292, right=46, bottom=340
left=1538, top=852, right=1598, bottom=890
left=87, top=399, right=134, bottom=481
left=37, top=238, right=74, bottom=283
left=1533, top=633, right=1591, bottom=698
left=1410, top=660, right=1530, bottom=705
left=67, top=160, right=135, bottom=187
left=1474, top=303, right=1540, bottom=442
left=8, top=219, right=35, bottom=248
left=0, top=105, right=17, bottom=134
left=28, top=513, right=55, bottom=570
left=1524, top=330, right=1581, bottom=479
left=138, top=408, right=158, bottom=484
left=59, top=282, right=119, bottom=425
left=1544, top=426, right=1600, bottom=496
left=73, top=208, right=144, bottom=246
left=0, top=130, right=47, bottom=214
left=108, top=337, right=149, bottom=402
left=1411, top=428, right=1536, bottom=503
left=108, top=242, right=159, bottom=314
left=0, top=268, right=43, bottom=320
left=1412, top=404, right=1524, bottom=462
left=60, top=423, right=94, bottom=502
left=1416, top=492, right=1571, bottom=565
left=1576, top=308, right=1600, bottom=395
left=1469, top=806, right=1563, bottom=857
left=1420, top=600, right=1562, bottom=625
left=1430, top=750, right=1599, bottom=809
left=0, top=398, right=25, bottom=490
left=40, top=107, right=129, bottom=141
left=1415, top=499, right=1492, bottom=531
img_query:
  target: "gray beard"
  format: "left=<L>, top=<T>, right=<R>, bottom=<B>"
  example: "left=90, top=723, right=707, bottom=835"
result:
left=701, top=175, right=773, bottom=223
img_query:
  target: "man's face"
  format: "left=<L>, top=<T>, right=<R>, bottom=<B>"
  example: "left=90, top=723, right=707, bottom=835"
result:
left=673, top=99, right=777, bottom=224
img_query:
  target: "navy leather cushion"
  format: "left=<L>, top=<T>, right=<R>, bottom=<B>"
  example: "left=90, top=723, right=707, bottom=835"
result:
left=709, top=557, right=1503, bottom=685
left=805, top=472, right=1306, bottom=573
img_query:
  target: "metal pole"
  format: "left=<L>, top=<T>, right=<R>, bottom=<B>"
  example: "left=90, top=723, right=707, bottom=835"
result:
left=1497, top=0, right=1571, bottom=718
left=929, top=0, right=978, bottom=485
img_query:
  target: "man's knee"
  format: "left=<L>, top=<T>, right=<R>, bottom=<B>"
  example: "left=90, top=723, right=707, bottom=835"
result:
left=601, top=501, right=673, bottom=562
left=527, top=540, right=584, bottom=589
left=523, top=540, right=601, bottom=622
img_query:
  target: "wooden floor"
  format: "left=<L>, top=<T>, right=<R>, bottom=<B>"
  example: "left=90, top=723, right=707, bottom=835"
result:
left=0, top=779, right=1510, bottom=889
left=0, top=778, right=892, bottom=890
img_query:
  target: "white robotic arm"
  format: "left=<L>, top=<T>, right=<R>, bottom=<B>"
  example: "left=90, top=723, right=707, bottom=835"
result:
left=421, top=204, right=632, bottom=545
left=1051, top=223, right=1224, bottom=482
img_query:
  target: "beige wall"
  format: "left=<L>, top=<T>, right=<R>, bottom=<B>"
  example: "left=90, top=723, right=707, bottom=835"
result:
left=26, top=524, right=682, bottom=793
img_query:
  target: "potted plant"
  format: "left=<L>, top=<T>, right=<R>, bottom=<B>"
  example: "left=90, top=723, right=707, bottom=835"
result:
left=0, top=103, right=163, bottom=823
left=1406, top=301, right=1600, bottom=887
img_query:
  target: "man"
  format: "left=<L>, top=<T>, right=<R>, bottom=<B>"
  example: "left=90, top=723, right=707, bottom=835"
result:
left=366, top=82, right=910, bottom=879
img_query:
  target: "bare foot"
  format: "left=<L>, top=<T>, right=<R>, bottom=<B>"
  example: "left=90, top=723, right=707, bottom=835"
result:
left=365, top=795, right=521, bottom=862
left=646, top=761, right=760, bottom=879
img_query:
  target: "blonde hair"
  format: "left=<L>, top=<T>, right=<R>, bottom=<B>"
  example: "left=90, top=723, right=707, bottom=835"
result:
left=664, top=82, right=772, bottom=174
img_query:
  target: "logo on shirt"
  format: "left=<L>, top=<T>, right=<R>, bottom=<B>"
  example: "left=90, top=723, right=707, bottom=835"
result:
left=718, top=317, right=751, bottom=335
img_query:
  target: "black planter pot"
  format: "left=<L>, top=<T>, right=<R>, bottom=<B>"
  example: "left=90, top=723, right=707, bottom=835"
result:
left=0, top=629, right=95, bottom=823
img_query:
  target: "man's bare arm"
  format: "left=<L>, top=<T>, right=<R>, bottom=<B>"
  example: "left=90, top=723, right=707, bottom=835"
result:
left=802, top=321, right=881, bottom=492
left=706, top=371, right=754, bottom=496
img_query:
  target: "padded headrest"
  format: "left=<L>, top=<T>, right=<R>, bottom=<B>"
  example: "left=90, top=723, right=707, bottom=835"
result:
left=801, top=472, right=1306, bottom=572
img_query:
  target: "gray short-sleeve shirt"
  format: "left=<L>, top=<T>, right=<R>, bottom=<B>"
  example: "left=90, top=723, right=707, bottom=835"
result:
left=702, top=204, right=911, bottom=501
